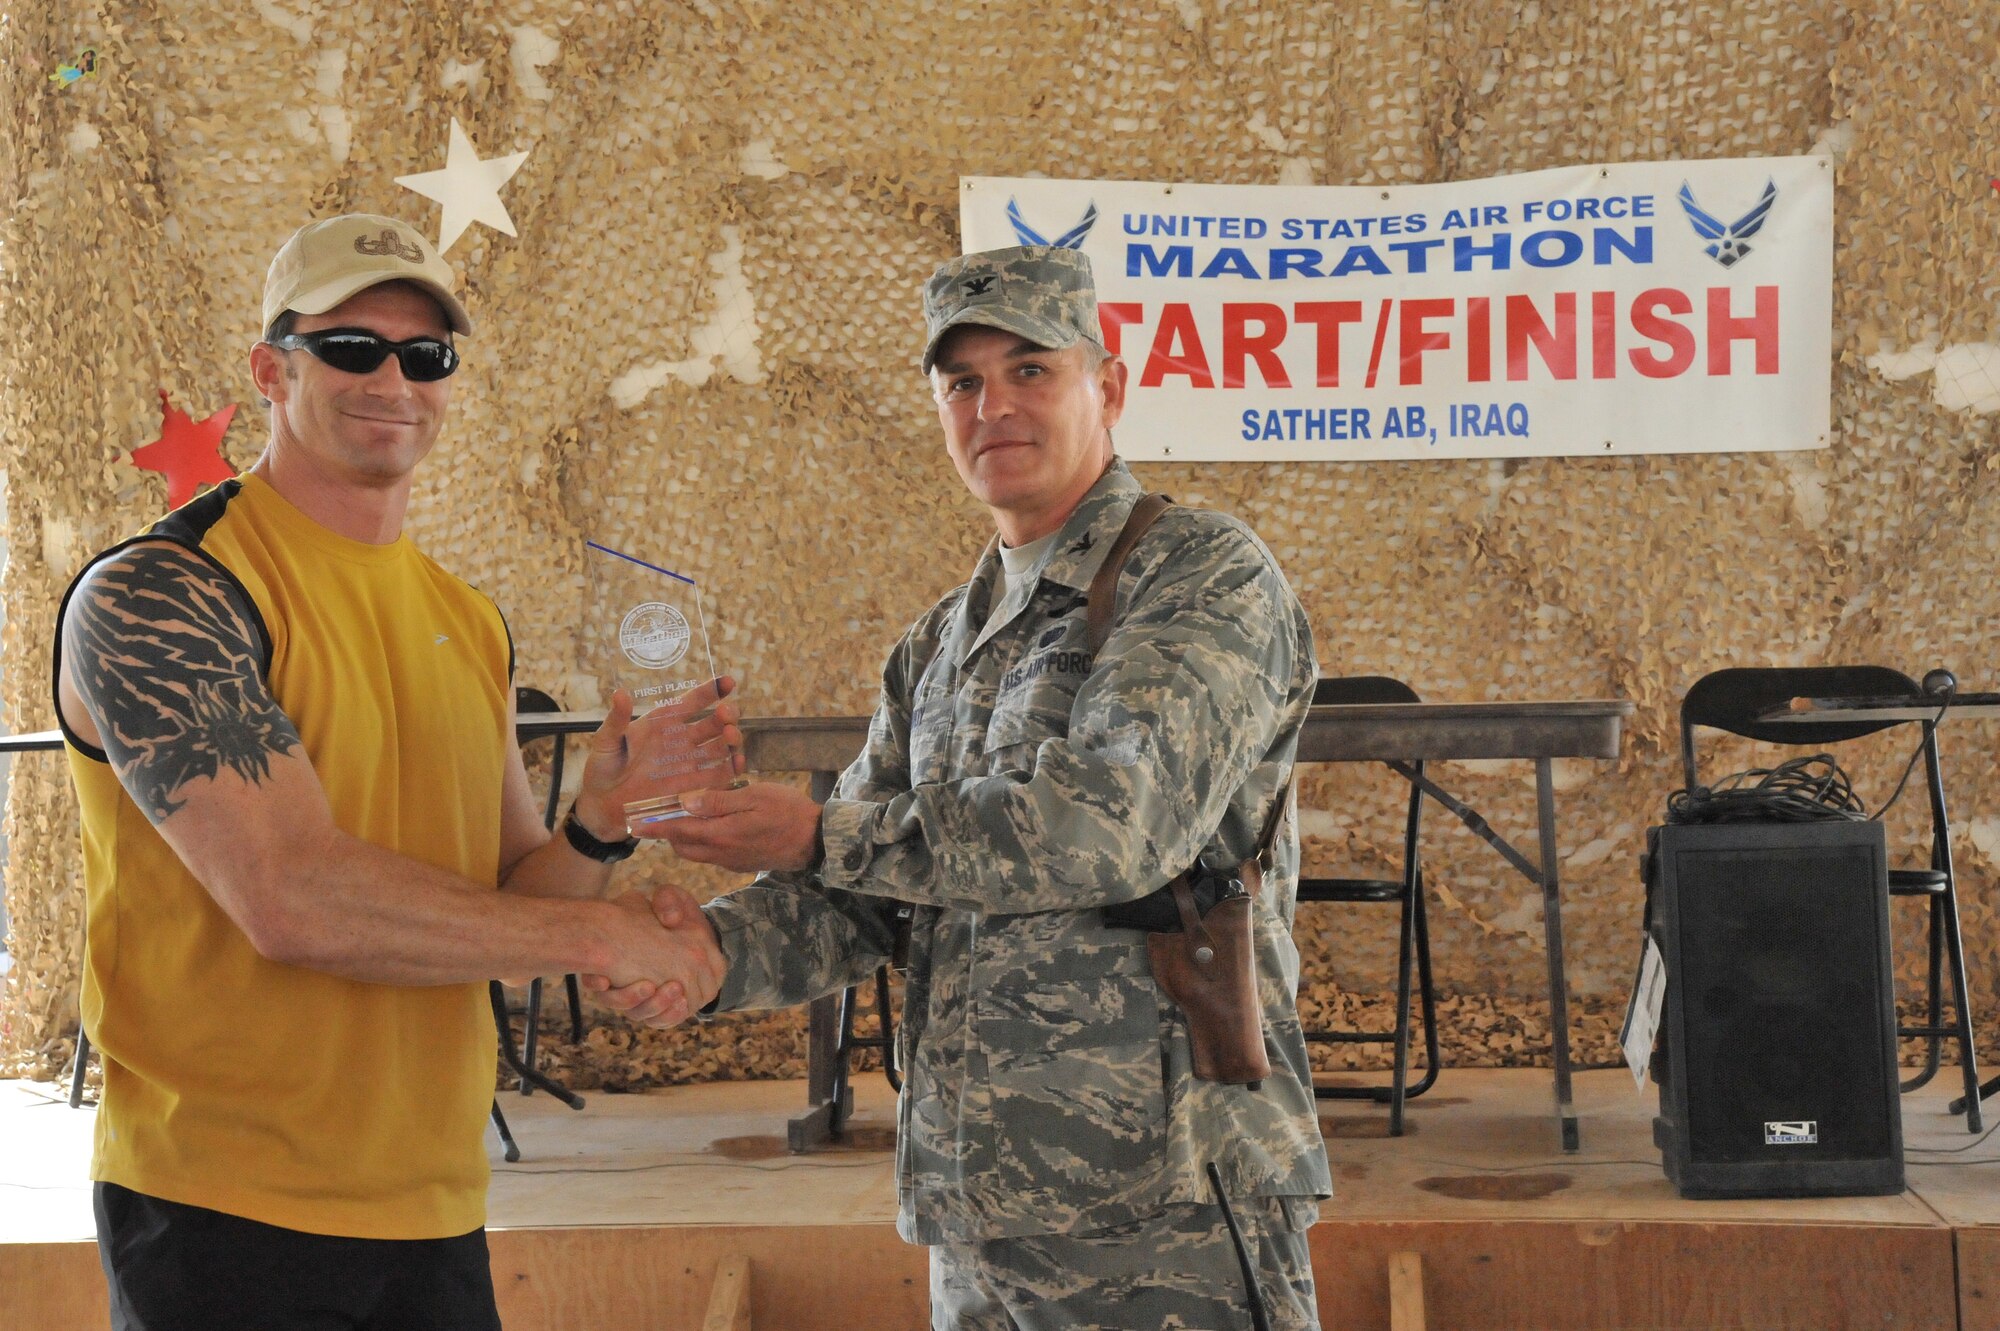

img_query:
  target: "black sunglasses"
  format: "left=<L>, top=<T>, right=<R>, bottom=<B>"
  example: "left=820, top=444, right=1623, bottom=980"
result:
left=271, top=328, right=460, bottom=382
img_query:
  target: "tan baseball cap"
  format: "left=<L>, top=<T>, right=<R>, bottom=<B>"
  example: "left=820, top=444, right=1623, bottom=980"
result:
left=262, top=214, right=472, bottom=337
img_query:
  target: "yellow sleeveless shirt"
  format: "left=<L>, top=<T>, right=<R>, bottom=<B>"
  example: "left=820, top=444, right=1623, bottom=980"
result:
left=58, top=473, right=512, bottom=1239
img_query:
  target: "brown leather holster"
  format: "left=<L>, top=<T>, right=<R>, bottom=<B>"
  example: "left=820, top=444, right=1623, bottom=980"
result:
left=1144, top=865, right=1272, bottom=1086
left=1087, top=492, right=1285, bottom=1088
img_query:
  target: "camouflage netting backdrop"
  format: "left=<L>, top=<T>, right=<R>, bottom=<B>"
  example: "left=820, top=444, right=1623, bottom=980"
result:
left=4, top=2, right=1998, bottom=1091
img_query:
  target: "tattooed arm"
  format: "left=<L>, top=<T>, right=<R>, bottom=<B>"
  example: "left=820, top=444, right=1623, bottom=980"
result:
left=56, top=540, right=722, bottom=1011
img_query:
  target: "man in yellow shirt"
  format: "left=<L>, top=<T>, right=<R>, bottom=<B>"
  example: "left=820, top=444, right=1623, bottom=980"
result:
left=54, top=214, right=725, bottom=1329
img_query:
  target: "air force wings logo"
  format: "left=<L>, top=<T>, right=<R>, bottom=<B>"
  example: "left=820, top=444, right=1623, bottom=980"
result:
left=1677, top=179, right=1778, bottom=268
left=1007, top=197, right=1099, bottom=250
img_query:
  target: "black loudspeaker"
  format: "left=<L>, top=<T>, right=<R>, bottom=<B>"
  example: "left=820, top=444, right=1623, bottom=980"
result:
left=1646, top=821, right=1903, bottom=1198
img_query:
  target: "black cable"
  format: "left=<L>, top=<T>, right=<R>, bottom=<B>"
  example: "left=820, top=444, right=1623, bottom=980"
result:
left=1206, top=1162, right=1273, bottom=1331
left=1868, top=685, right=1952, bottom=821
left=1673, top=681, right=1956, bottom=826
left=1904, top=1115, right=2000, bottom=1157
left=1665, top=754, right=1866, bottom=824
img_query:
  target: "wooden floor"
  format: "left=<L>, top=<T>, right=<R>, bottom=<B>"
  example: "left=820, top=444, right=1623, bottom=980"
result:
left=7, top=1067, right=1999, bottom=1329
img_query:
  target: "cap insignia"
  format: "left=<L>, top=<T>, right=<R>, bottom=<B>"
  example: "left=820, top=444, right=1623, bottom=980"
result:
left=354, top=229, right=423, bottom=264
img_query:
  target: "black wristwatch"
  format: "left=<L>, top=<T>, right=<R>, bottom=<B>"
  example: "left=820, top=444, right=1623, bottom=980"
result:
left=562, top=806, right=639, bottom=863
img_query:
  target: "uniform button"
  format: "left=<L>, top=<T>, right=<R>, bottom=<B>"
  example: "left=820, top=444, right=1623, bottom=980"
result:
left=844, top=847, right=866, bottom=871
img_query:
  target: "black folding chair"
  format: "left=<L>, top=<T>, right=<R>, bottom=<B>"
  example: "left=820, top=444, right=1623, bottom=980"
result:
left=68, top=1023, right=91, bottom=1108
left=508, top=687, right=585, bottom=1092
left=1297, top=675, right=1439, bottom=1135
left=487, top=686, right=591, bottom=1160
left=830, top=964, right=903, bottom=1115
left=1679, top=666, right=1980, bottom=1131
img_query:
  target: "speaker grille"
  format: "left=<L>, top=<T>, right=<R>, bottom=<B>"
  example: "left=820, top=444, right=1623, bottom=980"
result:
left=1661, top=829, right=1897, bottom=1171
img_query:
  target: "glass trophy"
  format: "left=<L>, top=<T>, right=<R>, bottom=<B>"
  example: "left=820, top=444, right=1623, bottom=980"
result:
left=585, top=540, right=741, bottom=830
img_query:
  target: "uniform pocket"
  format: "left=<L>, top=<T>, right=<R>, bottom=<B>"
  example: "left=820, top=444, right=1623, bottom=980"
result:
left=982, top=647, right=1090, bottom=774
left=979, top=974, right=1168, bottom=1193
left=907, top=675, right=958, bottom=785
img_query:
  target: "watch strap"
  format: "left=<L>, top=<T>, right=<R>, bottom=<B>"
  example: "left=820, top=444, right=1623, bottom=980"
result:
left=562, top=806, right=638, bottom=863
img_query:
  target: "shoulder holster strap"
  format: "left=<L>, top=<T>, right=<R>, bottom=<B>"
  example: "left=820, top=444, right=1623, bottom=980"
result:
left=1252, top=780, right=1292, bottom=869
left=1086, top=490, right=1293, bottom=863
left=1086, top=493, right=1173, bottom=654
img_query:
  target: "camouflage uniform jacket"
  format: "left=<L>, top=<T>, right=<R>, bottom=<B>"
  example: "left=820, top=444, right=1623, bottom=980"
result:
left=705, top=460, right=1332, bottom=1244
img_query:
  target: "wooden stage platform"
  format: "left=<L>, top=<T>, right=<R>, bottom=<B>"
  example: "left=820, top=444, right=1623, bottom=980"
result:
left=8, top=1067, right=2000, bottom=1330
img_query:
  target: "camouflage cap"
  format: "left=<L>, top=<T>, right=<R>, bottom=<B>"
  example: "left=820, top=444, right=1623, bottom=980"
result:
left=921, top=245, right=1108, bottom=374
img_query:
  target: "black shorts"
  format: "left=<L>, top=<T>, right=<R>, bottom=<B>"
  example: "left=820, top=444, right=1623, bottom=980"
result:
left=95, top=1182, right=503, bottom=1331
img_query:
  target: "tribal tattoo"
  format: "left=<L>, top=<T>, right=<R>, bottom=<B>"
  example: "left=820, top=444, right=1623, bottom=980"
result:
left=64, top=544, right=302, bottom=824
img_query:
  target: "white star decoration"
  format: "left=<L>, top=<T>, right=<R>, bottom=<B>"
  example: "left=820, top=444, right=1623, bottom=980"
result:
left=394, top=118, right=530, bottom=253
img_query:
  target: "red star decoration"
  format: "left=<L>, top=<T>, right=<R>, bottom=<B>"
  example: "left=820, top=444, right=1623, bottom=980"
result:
left=131, top=391, right=238, bottom=508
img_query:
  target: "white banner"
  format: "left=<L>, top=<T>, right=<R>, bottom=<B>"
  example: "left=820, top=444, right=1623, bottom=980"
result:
left=960, top=158, right=1832, bottom=461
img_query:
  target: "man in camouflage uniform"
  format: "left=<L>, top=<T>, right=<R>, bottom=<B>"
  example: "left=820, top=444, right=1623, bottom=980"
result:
left=658, top=245, right=1330, bottom=1330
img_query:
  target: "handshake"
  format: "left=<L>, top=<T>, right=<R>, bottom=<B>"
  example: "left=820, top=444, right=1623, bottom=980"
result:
left=576, top=884, right=726, bottom=1030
